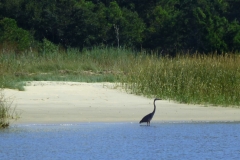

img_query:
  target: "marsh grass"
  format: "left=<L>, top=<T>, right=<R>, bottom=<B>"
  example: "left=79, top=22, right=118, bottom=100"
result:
left=121, top=53, right=240, bottom=106
left=0, top=45, right=240, bottom=107
left=0, top=47, right=131, bottom=89
left=0, top=90, right=19, bottom=128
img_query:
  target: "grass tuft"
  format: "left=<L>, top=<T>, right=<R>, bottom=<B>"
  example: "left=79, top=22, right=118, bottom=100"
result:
left=0, top=90, right=19, bottom=128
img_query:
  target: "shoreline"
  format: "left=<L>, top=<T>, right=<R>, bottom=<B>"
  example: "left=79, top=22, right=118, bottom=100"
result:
left=12, top=120, right=240, bottom=126
left=3, top=81, right=240, bottom=124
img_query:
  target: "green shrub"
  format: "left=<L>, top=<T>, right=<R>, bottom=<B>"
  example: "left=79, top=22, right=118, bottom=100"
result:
left=0, top=18, right=31, bottom=53
left=39, top=38, right=59, bottom=56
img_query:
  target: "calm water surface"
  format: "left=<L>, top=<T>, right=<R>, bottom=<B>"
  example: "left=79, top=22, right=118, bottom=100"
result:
left=1, top=122, right=240, bottom=160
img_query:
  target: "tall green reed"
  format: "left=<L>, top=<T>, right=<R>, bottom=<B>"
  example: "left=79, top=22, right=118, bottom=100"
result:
left=121, top=53, right=240, bottom=106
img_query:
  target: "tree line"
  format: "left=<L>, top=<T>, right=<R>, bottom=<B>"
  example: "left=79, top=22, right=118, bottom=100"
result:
left=0, top=0, right=240, bottom=54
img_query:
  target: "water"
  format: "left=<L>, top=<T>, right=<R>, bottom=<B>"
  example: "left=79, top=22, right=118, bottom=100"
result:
left=1, top=122, right=240, bottom=160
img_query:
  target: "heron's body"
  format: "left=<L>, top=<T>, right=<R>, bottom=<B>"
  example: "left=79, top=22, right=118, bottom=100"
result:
left=139, top=98, right=161, bottom=126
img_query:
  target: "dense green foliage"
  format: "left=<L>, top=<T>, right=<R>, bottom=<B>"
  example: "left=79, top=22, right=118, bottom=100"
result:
left=0, top=18, right=31, bottom=53
left=1, top=0, right=240, bottom=53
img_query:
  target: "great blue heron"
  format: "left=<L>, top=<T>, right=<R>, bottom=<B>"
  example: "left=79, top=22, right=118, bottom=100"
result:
left=139, top=98, right=161, bottom=126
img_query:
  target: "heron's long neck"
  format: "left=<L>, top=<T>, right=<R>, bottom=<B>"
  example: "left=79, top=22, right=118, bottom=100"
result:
left=152, top=100, right=156, bottom=114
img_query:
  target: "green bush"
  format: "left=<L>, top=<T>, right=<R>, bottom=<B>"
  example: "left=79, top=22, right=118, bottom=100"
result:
left=0, top=18, right=31, bottom=53
left=39, top=38, right=59, bottom=56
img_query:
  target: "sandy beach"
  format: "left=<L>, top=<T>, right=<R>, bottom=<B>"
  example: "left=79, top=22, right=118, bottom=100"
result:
left=3, top=81, right=240, bottom=124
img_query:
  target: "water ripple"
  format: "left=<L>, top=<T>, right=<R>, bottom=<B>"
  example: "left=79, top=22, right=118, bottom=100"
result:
left=1, top=122, right=240, bottom=160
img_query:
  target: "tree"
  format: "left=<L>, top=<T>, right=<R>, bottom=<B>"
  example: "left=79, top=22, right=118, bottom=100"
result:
left=224, top=20, right=240, bottom=51
left=143, top=2, right=180, bottom=52
left=120, top=8, right=145, bottom=47
left=1, top=0, right=240, bottom=53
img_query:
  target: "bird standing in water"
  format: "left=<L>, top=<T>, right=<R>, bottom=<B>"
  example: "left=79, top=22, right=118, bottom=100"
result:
left=139, top=98, right=161, bottom=126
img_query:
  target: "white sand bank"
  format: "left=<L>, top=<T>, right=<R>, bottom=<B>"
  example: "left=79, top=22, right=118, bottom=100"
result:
left=3, top=81, right=240, bottom=124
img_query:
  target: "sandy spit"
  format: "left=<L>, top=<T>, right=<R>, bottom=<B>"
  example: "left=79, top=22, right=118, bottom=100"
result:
left=3, top=81, right=240, bottom=124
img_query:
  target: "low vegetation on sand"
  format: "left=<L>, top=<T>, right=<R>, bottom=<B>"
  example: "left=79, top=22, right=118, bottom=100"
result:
left=0, top=90, right=18, bottom=128
left=0, top=46, right=132, bottom=90
left=1, top=47, right=240, bottom=108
